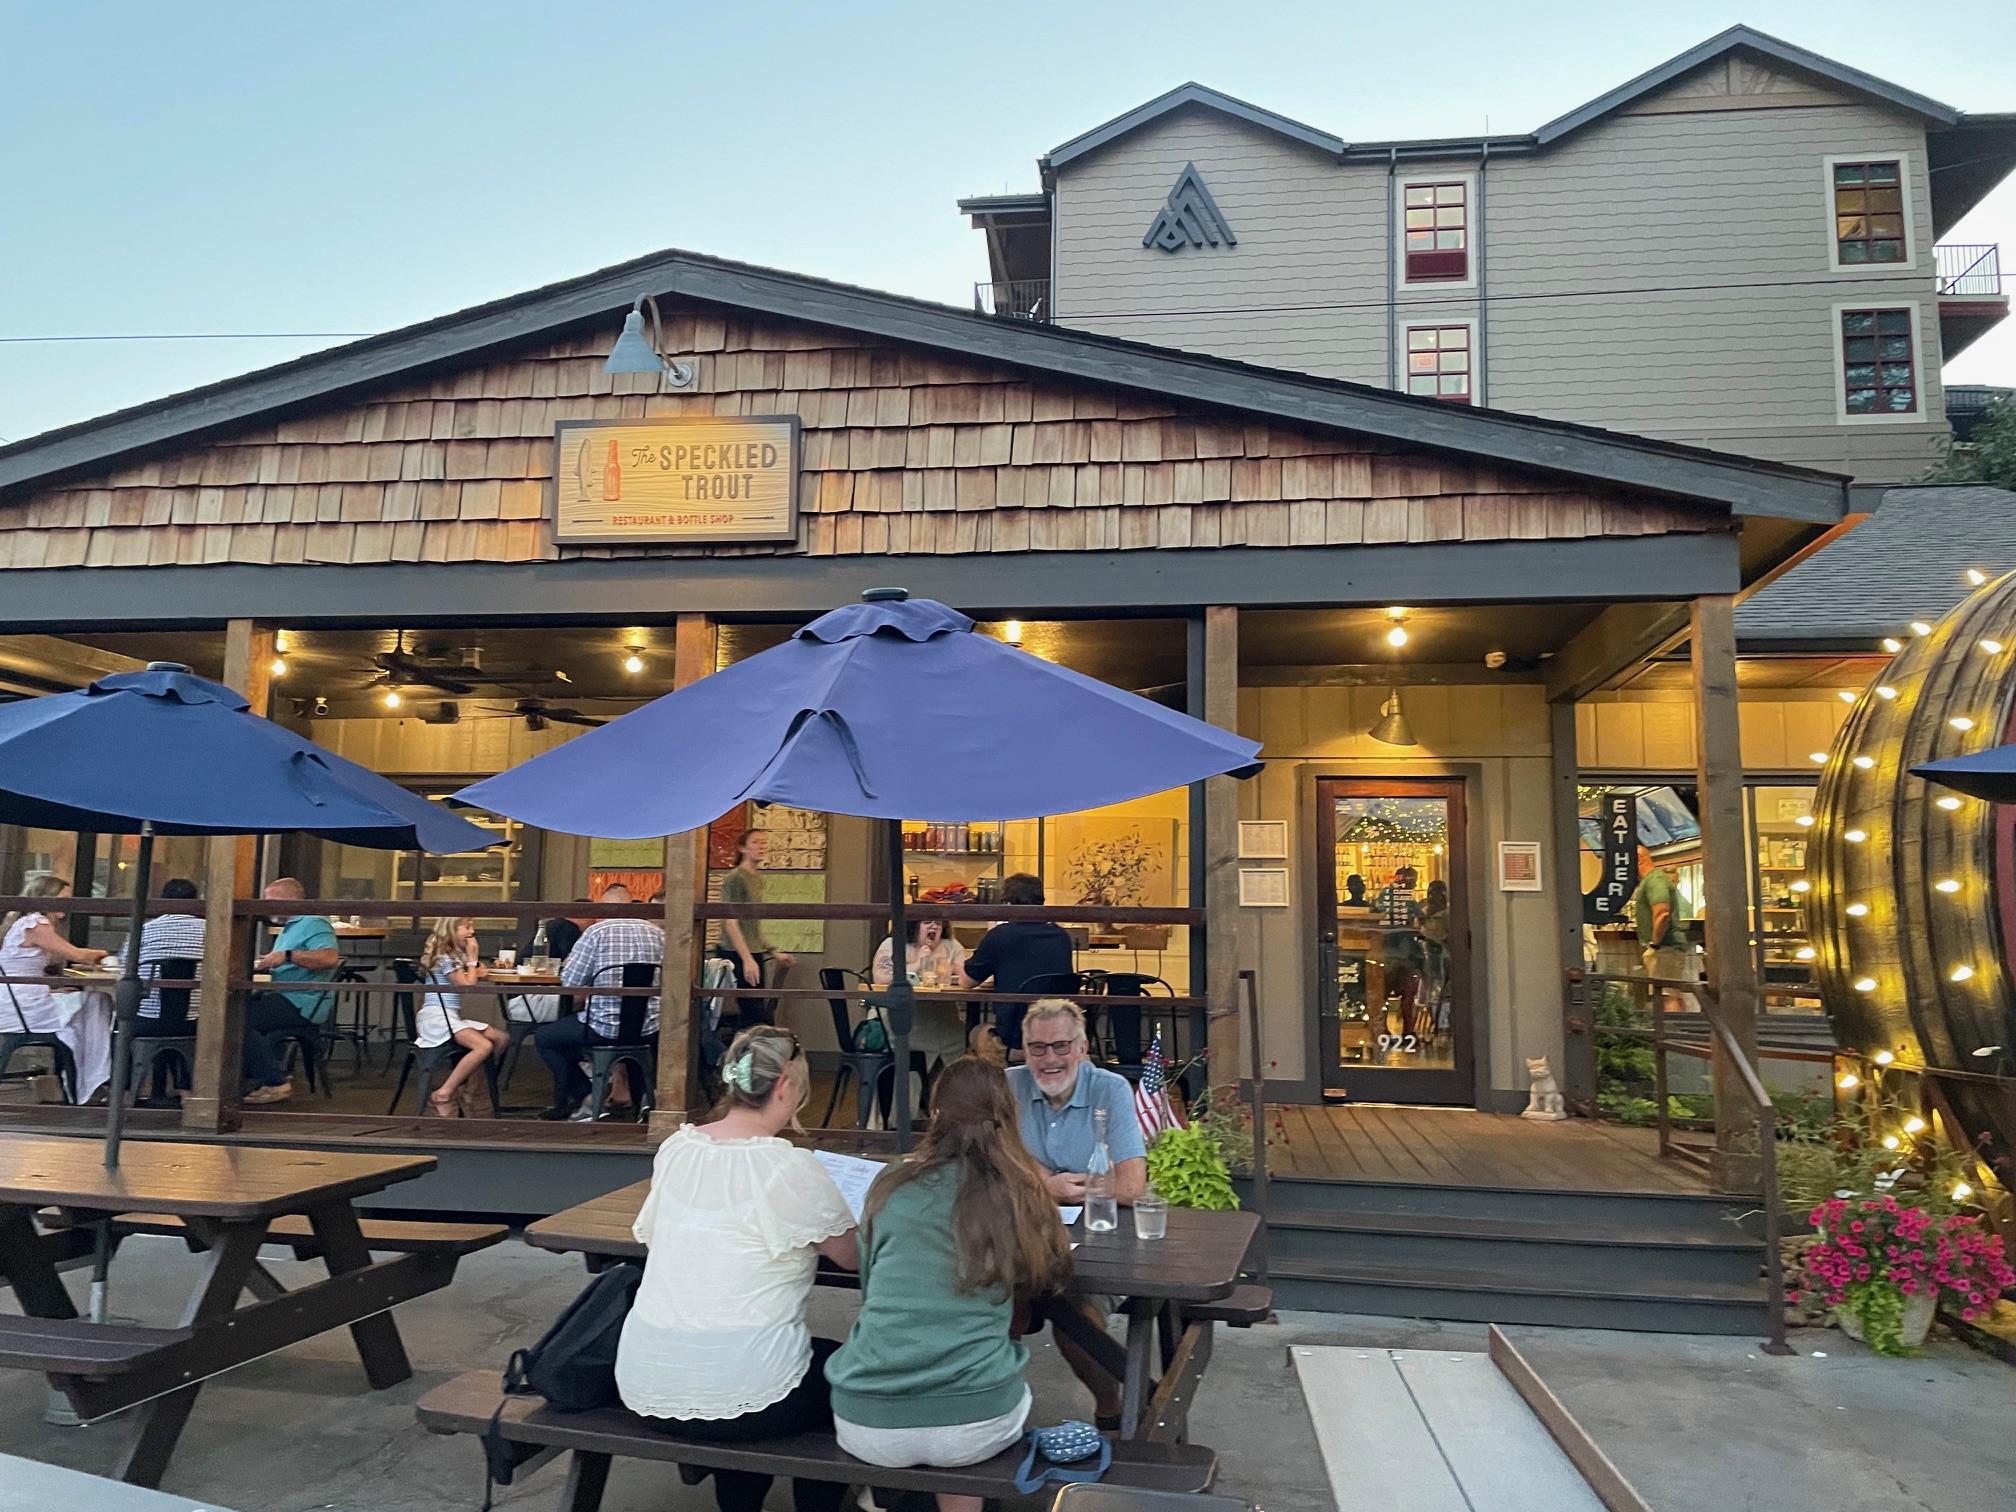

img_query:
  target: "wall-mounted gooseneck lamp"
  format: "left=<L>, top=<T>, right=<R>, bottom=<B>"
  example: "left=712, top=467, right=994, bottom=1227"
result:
left=604, top=294, right=698, bottom=389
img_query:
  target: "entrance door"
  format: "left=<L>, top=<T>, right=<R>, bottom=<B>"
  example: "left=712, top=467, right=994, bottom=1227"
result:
left=1315, top=778, right=1472, bottom=1105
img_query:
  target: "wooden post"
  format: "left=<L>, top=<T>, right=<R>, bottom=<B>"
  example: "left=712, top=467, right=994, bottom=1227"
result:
left=1690, top=595, right=1761, bottom=1190
left=1199, top=606, right=1241, bottom=1087
left=183, top=621, right=274, bottom=1132
left=650, top=613, right=716, bottom=1138
left=1548, top=699, right=1594, bottom=1111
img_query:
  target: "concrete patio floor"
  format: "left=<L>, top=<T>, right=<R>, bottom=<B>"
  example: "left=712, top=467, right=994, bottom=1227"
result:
left=2, top=1236, right=2012, bottom=1512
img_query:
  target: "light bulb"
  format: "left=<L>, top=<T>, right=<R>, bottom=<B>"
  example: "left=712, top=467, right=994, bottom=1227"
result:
left=623, top=653, right=644, bottom=674
left=1937, top=796, right=1963, bottom=811
left=1951, top=964, right=1975, bottom=982
left=1951, top=716, right=1975, bottom=732
left=273, top=631, right=291, bottom=653
left=1796, top=814, right=1815, bottom=827
left=1936, top=879, right=1961, bottom=893
left=1911, top=621, right=1934, bottom=636
left=1003, top=619, right=1023, bottom=644
left=1845, top=829, right=1867, bottom=843
left=1838, top=690, right=1857, bottom=703
left=1883, top=1135, right=1901, bottom=1150
left=1385, top=606, right=1409, bottom=620
left=382, top=692, right=401, bottom=709
left=1883, top=638, right=1903, bottom=653
left=1954, top=1182, right=1973, bottom=1201
left=1876, top=685, right=1897, bottom=700
left=1854, top=977, right=1877, bottom=992
left=1790, top=880, right=1810, bottom=893
left=1983, top=640, right=2006, bottom=655
left=1838, top=1072, right=1860, bottom=1089
left=1795, top=946, right=1817, bottom=961
left=1809, top=751, right=1829, bottom=764
left=1386, top=625, right=1409, bottom=647
left=269, top=657, right=288, bottom=678
left=1904, top=1116, right=1926, bottom=1134
left=1873, top=1050, right=1895, bottom=1066
left=1968, top=568, right=1988, bottom=586
left=1853, top=756, right=1875, bottom=769
left=1846, top=903, right=1869, bottom=917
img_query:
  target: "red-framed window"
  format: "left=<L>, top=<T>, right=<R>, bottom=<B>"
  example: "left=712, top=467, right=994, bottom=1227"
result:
left=1840, top=308, right=1917, bottom=415
left=1404, top=182, right=1468, bottom=282
left=1833, top=161, right=1907, bottom=266
left=1405, top=326, right=1473, bottom=403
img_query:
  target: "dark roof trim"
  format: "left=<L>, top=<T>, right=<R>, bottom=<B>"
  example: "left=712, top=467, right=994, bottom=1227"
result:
left=0, top=245, right=1846, bottom=525
left=957, top=193, right=1050, bottom=219
left=1535, top=25, right=1959, bottom=143
left=1045, top=82, right=1344, bottom=170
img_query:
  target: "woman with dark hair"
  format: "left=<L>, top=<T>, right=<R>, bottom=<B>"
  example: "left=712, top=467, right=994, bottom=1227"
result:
left=616, top=1025, right=856, bottom=1512
left=827, top=1057, right=1072, bottom=1512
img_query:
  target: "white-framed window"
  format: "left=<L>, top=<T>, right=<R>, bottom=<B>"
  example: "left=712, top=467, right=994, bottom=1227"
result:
left=1396, top=172, right=1477, bottom=288
left=1832, top=303, right=1925, bottom=423
left=1821, top=153, right=1918, bottom=273
left=1402, top=321, right=1478, bottom=404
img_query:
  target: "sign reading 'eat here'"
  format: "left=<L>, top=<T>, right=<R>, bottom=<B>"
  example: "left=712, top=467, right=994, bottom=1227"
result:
left=551, top=416, right=800, bottom=544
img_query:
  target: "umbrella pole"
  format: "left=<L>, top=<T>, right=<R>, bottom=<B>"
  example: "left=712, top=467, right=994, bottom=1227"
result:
left=103, top=822, right=153, bottom=1171
left=884, top=818, right=914, bottom=1152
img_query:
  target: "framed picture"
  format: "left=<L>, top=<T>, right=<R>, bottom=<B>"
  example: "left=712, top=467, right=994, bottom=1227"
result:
left=1238, top=868, right=1290, bottom=907
left=1238, top=820, right=1287, bottom=858
left=1498, top=840, right=1544, bottom=892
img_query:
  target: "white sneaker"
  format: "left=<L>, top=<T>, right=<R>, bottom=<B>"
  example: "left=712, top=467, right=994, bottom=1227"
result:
left=567, top=1104, right=597, bottom=1122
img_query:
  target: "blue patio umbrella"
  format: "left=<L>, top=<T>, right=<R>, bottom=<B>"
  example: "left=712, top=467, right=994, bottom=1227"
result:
left=0, top=663, right=491, bottom=1169
left=1913, top=747, right=2016, bottom=803
left=458, top=590, right=1262, bottom=1141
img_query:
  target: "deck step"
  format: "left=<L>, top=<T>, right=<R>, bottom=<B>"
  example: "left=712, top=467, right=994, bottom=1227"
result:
left=1241, top=1173, right=1760, bottom=1230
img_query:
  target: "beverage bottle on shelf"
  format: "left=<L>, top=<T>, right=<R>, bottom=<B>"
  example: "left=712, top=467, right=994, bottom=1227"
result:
left=1084, top=1108, right=1118, bottom=1232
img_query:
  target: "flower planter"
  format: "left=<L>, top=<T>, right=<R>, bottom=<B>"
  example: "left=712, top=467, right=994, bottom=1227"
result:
left=1835, top=1288, right=1935, bottom=1351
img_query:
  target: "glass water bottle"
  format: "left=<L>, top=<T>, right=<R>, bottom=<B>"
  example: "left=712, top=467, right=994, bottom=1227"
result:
left=1085, top=1107, right=1119, bottom=1232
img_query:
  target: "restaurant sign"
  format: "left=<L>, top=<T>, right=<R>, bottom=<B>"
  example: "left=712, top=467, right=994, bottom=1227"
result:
left=1583, top=791, right=1639, bottom=925
left=551, top=416, right=800, bottom=545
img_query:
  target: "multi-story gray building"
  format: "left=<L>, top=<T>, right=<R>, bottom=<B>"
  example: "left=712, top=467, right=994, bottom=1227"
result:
left=963, top=26, right=2015, bottom=483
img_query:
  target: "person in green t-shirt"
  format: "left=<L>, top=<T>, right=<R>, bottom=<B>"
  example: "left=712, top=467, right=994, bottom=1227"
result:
left=715, top=829, right=795, bottom=1028
left=828, top=1058, right=1072, bottom=1512
left=1630, top=845, right=1688, bottom=1010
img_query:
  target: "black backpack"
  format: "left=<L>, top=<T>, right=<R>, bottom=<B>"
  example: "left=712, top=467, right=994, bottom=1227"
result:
left=483, top=1261, right=643, bottom=1505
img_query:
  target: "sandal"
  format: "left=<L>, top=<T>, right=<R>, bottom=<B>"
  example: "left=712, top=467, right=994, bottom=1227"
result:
left=428, top=1087, right=459, bottom=1117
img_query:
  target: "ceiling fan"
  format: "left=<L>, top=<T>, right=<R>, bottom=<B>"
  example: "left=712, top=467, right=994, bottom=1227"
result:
left=370, top=631, right=484, bottom=695
left=461, top=698, right=607, bottom=731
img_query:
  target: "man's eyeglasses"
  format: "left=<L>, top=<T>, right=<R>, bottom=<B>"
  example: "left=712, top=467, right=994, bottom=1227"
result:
left=1025, top=1037, right=1080, bottom=1058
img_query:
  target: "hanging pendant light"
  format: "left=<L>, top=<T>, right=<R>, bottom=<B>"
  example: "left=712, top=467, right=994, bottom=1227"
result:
left=1369, top=688, right=1417, bottom=746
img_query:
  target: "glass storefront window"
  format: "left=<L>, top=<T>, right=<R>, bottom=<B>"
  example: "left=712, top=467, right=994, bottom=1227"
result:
left=1748, top=782, right=1819, bottom=1011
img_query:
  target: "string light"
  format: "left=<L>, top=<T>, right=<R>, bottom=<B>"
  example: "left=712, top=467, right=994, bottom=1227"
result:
left=1937, top=796, right=1963, bottom=811
left=1846, top=903, right=1869, bottom=916
left=1883, top=1134, right=1901, bottom=1150
left=1838, top=1072, right=1860, bottom=1089
left=1967, top=568, right=1988, bottom=586
left=1796, top=814, right=1816, bottom=828
left=1882, top=638, right=1903, bottom=653
left=269, top=657, right=288, bottom=678
left=1790, top=879, right=1810, bottom=893
left=1873, top=1050, right=1895, bottom=1066
left=1838, top=690, right=1857, bottom=703
left=1911, top=621, right=1934, bottom=636
left=1982, top=640, right=2006, bottom=655
left=1937, top=879, right=1961, bottom=893
left=1904, top=1116, right=1927, bottom=1134
left=1951, top=716, right=1976, bottom=732
left=1953, top=1182, right=1973, bottom=1201
left=1846, top=829, right=1867, bottom=843
left=1853, top=755, right=1875, bottom=769
left=1951, top=965, right=1975, bottom=982
left=1854, top=977, right=1877, bottom=992
left=1795, top=946, right=1817, bottom=961
left=1876, top=685, right=1897, bottom=700
left=1809, top=751, right=1829, bottom=764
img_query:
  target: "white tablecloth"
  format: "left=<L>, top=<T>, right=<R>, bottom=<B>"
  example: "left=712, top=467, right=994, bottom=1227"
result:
left=55, top=986, right=116, bottom=1103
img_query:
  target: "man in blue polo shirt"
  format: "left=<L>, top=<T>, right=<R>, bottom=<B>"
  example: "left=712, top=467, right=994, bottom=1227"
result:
left=241, top=877, right=340, bottom=1105
left=1006, top=997, right=1145, bottom=1427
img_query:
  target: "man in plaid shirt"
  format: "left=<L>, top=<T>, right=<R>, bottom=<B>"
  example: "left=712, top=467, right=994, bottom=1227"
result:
left=535, top=884, right=664, bottom=1120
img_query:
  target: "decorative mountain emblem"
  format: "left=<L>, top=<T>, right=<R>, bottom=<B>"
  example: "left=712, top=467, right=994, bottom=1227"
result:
left=1142, top=163, right=1237, bottom=252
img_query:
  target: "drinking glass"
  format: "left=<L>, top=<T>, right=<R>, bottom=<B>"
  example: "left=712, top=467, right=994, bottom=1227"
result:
left=496, top=949, right=517, bottom=969
left=1133, top=1187, right=1169, bottom=1240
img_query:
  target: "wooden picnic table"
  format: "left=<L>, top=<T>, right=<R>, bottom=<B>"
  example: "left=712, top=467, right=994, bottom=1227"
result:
left=0, top=1135, right=454, bottom=1488
left=525, top=1178, right=1261, bottom=1442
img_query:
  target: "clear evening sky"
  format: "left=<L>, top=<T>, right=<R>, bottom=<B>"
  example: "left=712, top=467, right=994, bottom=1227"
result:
left=3, top=1, right=2011, bottom=444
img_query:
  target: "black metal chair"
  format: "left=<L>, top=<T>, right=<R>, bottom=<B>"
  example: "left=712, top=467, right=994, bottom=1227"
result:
left=274, top=1016, right=331, bottom=1098
left=1017, top=970, right=1092, bottom=1054
left=1096, top=972, right=1175, bottom=1067
left=819, top=968, right=890, bottom=1128
left=0, top=980, right=76, bottom=1105
left=127, top=957, right=199, bottom=1101
left=323, top=965, right=375, bottom=1074
left=387, top=961, right=502, bottom=1116
left=582, top=962, right=659, bottom=1121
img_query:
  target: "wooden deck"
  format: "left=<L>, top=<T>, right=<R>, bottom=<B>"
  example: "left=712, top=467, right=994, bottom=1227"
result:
left=1266, top=1104, right=1707, bottom=1195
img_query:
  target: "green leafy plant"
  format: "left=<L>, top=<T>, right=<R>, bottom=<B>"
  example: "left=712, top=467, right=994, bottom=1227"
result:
left=1926, top=395, right=2016, bottom=489
left=1146, top=1125, right=1240, bottom=1210
left=1187, top=1083, right=1259, bottom=1176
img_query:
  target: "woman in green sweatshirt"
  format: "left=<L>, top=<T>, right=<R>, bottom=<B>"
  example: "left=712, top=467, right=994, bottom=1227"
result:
left=827, top=1056, right=1071, bottom=1512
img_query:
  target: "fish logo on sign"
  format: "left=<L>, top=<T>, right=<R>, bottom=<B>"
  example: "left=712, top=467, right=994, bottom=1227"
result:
left=1143, top=163, right=1237, bottom=253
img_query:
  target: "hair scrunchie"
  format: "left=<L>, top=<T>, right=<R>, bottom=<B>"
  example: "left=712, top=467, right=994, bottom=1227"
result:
left=726, top=1053, right=757, bottom=1094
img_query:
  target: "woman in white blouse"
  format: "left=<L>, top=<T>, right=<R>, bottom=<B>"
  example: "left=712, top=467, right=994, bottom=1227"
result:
left=616, top=1025, right=858, bottom=1512
left=0, top=871, right=112, bottom=1101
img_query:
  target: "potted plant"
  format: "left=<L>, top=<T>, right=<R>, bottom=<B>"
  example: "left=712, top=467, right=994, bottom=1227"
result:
left=1791, top=1194, right=2014, bottom=1355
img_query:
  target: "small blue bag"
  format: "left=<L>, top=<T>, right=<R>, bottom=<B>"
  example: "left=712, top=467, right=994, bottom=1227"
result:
left=1011, top=1420, right=1111, bottom=1495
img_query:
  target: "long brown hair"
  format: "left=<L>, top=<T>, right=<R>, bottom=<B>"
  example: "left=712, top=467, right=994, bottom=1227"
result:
left=862, top=1057, right=1070, bottom=1298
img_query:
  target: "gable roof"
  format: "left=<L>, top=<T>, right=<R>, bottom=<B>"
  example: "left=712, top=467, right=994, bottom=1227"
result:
left=1737, top=486, right=2016, bottom=646
left=0, top=243, right=1846, bottom=525
left=1045, top=82, right=1344, bottom=171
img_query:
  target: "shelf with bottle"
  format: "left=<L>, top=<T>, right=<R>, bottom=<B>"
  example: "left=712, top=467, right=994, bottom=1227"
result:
left=901, top=821, right=1007, bottom=855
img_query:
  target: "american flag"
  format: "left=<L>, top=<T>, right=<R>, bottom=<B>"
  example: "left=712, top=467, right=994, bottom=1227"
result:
left=1134, top=1030, right=1187, bottom=1140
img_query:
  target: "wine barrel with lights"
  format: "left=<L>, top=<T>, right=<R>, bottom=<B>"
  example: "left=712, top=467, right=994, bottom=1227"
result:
left=1811, top=579, right=2016, bottom=1168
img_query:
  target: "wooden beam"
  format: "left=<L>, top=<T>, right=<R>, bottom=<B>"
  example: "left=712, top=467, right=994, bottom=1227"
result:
left=1690, top=595, right=1761, bottom=1191
left=183, top=621, right=273, bottom=1133
left=650, top=612, right=717, bottom=1138
left=1200, top=606, right=1241, bottom=1087
left=1544, top=601, right=1691, bottom=705
left=1549, top=699, right=1594, bottom=1109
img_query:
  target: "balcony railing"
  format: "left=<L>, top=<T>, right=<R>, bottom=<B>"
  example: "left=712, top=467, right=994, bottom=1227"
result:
left=1936, top=243, right=2002, bottom=297
left=973, top=279, right=1051, bottom=321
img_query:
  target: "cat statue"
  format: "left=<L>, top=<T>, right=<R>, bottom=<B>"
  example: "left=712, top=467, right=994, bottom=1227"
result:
left=1522, top=1055, right=1568, bottom=1120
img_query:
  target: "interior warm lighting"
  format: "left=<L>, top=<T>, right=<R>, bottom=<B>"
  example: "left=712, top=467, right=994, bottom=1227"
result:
left=1983, top=640, right=2006, bottom=655
left=1937, top=878, right=1962, bottom=893
left=1937, top=796, right=1963, bottom=811
left=1968, top=568, right=1988, bottom=586
left=382, top=692, right=402, bottom=709
left=1873, top=1050, right=1895, bottom=1066
left=1882, top=638, right=1903, bottom=653
left=1386, top=625, right=1409, bottom=647
left=1845, top=829, right=1867, bottom=843
left=1904, top=1116, right=1927, bottom=1134
left=1838, top=690, right=1857, bottom=703
left=1883, top=1135, right=1901, bottom=1150
left=623, top=653, right=645, bottom=674
left=1790, top=879, right=1810, bottom=893
left=1795, top=946, right=1817, bottom=961
left=269, top=657, right=288, bottom=678
left=1003, top=619, right=1024, bottom=644
left=1854, top=977, right=1877, bottom=992
left=1876, top=685, right=1897, bottom=700
left=273, top=631, right=291, bottom=653
left=1951, top=965, right=1976, bottom=982
left=1954, top=1182, right=1973, bottom=1201
left=1809, top=751, right=1829, bottom=764
left=1838, top=1072, right=1859, bottom=1089
left=1846, top=903, right=1869, bottom=917
left=1796, top=814, right=1815, bottom=827
left=1911, top=621, right=1934, bottom=636
left=1853, top=756, right=1875, bottom=769
left=1951, top=716, right=1976, bottom=732
left=1385, top=606, right=1409, bottom=620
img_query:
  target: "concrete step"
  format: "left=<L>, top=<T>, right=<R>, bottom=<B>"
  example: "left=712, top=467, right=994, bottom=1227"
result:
left=1240, top=1174, right=1760, bottom=1234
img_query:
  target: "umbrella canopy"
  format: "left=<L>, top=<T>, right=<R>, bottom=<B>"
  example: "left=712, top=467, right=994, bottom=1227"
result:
left=457, top=595, right=1262, bottom=835
left=1911, top=747, right=2016, bottom=803
left=0, top=665, right=491, bottom=850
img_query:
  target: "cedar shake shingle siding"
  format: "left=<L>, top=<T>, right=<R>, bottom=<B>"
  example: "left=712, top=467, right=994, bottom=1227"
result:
left=0, top=310, right=1718, bottom=571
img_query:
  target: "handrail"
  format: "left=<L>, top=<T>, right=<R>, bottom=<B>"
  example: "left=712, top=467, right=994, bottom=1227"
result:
left=1564, top=968, right=1791, bottom=1355
left=0, top=896, right=1205, bottom=926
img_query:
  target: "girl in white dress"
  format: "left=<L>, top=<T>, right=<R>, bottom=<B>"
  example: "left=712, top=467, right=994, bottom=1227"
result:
left=0, top=872, right=111, bottom=1101
left=415, top=918, right=508, bottom=1116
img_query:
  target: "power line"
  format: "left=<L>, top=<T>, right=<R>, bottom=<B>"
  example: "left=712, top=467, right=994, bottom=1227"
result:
left=0, top=331, right=370, bottom=344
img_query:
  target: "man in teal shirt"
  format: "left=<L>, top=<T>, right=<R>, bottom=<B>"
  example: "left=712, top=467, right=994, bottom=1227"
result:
left=242, top=877, right=341, bottom=1104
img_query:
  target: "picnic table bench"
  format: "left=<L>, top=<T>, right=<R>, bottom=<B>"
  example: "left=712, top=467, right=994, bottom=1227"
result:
left=418, top=1371, right=1220, bottom=1512
left=0, top=1135, right=492, bottom=1488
